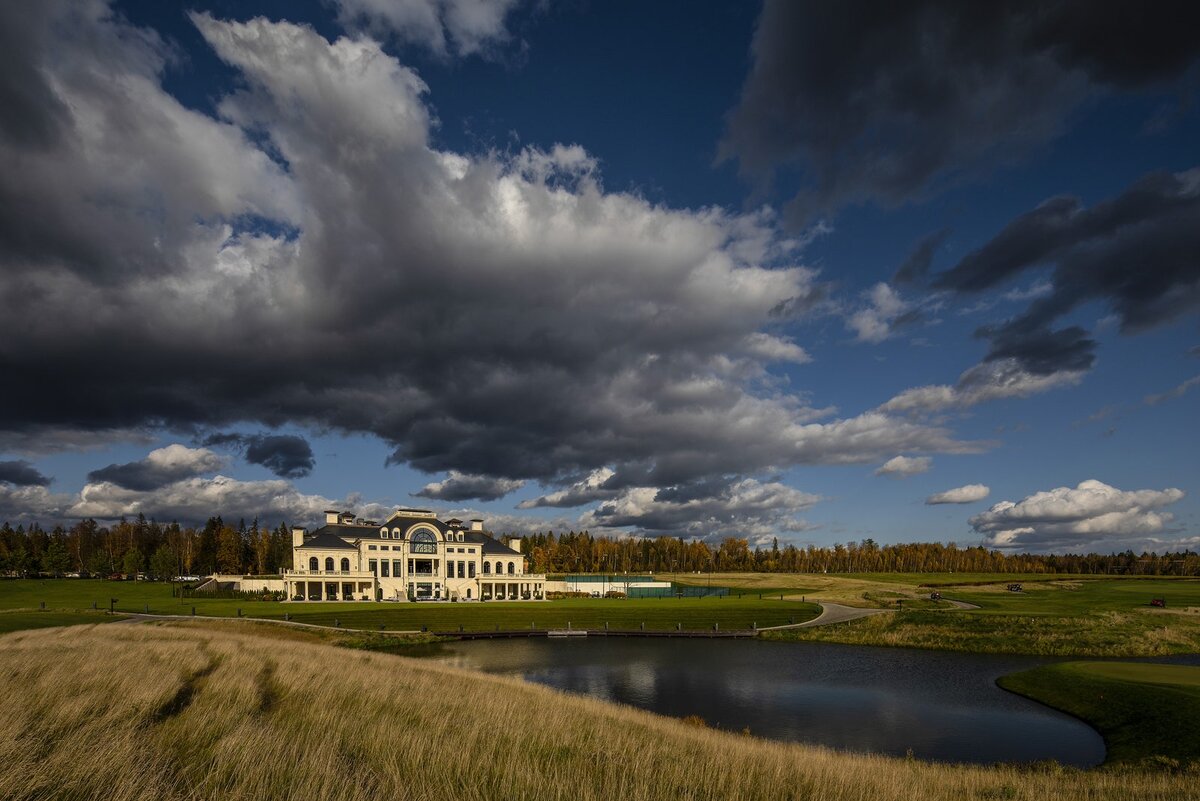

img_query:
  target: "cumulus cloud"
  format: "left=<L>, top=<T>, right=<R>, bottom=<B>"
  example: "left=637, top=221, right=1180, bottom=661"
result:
left=874, top=455, right=932, bottom=478
left=926, top=483, right=990, bottom=505
left=1144, top=375, right=1200, bottom=406
left=335, top=0, right=526, bottom=58
left=935, top=169, right=1200, bottom=375
left=204, top=433, right=316, bottom=479
left=846, top=283, right=916, bottom=344
left=721, top=0, right=1200, bottom=223
left=881, top=358, right=1083, bottom=415
left=970, top=479, right=1187, bottom=552
left=518, top=467, right=618, bottom=509
left=580, top=478, right=821, bottom=542
left=415, top=470, right=525, bottom=501
left=893, top=229, right=949, bottom=285
left=0, top=4, right=983, bottom=528
left=87, top=445, right=225, bottom=491
left=0, top=460, right=52, bottom=487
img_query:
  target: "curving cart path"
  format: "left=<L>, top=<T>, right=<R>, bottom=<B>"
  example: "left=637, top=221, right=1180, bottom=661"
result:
left=759, top=602, right=889, bottom=631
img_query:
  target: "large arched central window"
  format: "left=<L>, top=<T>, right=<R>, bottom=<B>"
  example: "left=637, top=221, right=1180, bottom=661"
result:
left=410, top=529, right=437, bottom=554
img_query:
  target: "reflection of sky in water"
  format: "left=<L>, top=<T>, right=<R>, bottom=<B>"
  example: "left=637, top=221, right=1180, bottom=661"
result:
left=423, top=638, right=1109, bottom=766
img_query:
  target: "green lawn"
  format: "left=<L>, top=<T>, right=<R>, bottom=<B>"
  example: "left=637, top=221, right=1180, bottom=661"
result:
left=758, top=576, right=1200, bottom=656
left=0, top=579, right=819, bottom=633
left=999, top=661, right=1200, bottom=767
left=0, top=609, right=128, bottom=633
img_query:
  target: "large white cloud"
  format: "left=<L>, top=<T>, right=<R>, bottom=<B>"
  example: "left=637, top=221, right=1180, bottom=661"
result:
left=970, top=479, right=1188, bottom=552
left=0, top=6, right=984, bottom=508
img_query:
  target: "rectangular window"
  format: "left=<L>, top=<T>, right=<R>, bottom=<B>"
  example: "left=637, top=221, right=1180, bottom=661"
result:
left=393, top=560, right=402, bottom=576
left=447, top=562, right=455, bottom=579
left=380, top=561, right=390, bottom=578
left=468, top=562, right=476, bottom=578
left=368, top=559, right=378, bottom=575
left=458, top=561, right=465, bottom=578
left=368, top=545, right=377, bottom=551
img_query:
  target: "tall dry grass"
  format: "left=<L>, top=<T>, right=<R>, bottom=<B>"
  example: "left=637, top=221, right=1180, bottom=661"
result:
left=0, top=621, right=1193, bottom=800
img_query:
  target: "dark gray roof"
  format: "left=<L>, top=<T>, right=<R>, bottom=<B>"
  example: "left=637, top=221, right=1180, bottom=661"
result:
left=297, top=518, right=522, bottom=556
left=479, top=536, right=521, bottom=556
left=296, top=528, right=361, bottom=550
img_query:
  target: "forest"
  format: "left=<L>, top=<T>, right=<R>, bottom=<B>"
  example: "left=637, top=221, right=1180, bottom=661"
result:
left=1, top=517, right=1199, bottom=579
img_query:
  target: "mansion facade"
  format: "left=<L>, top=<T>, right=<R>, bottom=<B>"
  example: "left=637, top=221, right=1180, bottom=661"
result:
left=283, top=509, right=545, bottom=602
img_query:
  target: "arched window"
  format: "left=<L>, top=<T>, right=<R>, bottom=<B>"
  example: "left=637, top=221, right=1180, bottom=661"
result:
left=411, top=529, right=437, bottom=554
left=392, top=528, right=402, bottom=539
left=325, top=557, right=334, bottom=571
left=508, top=561, right=515, bottom=575
left=340, top=558, right=350, bottom=572
left=482, top=561, right=491, bottom=575
left=380, top=528, right=387, bottom=538
left=309, top=556, right=318, bottom=571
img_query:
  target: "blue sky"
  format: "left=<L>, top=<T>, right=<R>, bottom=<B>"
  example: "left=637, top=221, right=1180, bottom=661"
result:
left=0, top=0, right=1197, bottom=553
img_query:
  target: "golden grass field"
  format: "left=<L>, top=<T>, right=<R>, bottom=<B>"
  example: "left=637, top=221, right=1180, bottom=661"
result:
left=1, top=621, right=1197, bottom=801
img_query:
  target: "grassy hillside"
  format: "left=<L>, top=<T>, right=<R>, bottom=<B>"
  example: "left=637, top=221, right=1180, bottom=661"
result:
left=736, top=575, right=1200, bottom=656
left=999, top=662, right=1200, bottom=766
left=1, top=622, right=1196, bottom=801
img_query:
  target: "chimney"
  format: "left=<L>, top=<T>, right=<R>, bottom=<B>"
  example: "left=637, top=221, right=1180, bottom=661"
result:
left=470, top=519, right=484, bottom=532
left=339, top=511, right=355, bottom=525
left=507, top=536, right=522, bottom=553
left=291, top=526, right=306, bottom=548
left=324, top=510, right=339, bottom=525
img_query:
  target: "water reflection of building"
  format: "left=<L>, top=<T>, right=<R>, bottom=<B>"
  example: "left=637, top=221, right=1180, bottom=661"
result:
left=283, top=509, right=545, bottom=602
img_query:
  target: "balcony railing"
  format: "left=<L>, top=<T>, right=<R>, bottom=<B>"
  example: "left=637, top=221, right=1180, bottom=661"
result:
left=286, top=569, right=375, bottom=578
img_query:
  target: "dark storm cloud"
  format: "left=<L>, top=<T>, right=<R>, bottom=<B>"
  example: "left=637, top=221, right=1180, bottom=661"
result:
left=414, top=471, right=524, bottom=502
left=244, top=435, right=315, bottom=479
left=893, top=229, right=949, bottom=286
left=0, top=4, right=980, bottom=530
left=202, top=433, right=316, bottom=479
left=936, top=169, right=1200, bottom=374
left=87, top=445, right=224, bottom=491
left=0, top=460, right=52, bottom=487
left=721, top=0, right=1200, bottom=223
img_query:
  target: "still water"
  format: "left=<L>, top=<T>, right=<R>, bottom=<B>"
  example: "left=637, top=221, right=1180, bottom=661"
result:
left=422, top=637, right=1106, bottom=766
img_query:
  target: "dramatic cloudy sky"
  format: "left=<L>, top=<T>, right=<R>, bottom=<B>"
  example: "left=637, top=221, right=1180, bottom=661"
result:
left=1, top=0, right=1197, bottom=553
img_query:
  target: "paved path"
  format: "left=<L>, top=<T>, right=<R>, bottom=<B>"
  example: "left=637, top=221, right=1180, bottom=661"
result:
left=759, top=602, right=889, bottom=631
left=943, top=598, right=981, bottom=610
left=100, top=612, right=422, bottom=635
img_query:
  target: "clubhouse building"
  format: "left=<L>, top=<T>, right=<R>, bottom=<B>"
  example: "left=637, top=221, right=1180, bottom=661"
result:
left=283, top=509, right=546, bottom=602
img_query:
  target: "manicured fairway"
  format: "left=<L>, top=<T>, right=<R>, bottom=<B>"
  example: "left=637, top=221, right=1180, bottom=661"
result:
left=0, top=609, right=127, bottom=633
left=0, top=579, right=819, bottom=632
left=999, top=661, right=1200, bottom=766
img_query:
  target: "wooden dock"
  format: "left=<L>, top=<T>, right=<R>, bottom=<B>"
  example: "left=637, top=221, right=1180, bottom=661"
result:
left=433, top=628, right=758, bottom=640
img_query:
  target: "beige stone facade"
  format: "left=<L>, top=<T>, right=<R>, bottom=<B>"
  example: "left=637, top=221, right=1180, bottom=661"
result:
left=283, top=509, right=546, bottom=602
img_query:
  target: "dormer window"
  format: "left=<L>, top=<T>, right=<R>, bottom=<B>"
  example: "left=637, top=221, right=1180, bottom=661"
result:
left=392, top=529, right=402, bottom=539
left=380, top=528, right=387, bottom=538
left=457, top=532, right=464, bottom=542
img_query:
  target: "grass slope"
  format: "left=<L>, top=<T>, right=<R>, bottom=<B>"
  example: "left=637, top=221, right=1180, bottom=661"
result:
left=752, top=576, right=1200, bottom=656
left=999, top=662, right=1200, bottom=767
left=1, top=622, right=1196, bottom=801
left=0, top=579, right=819, bottom=633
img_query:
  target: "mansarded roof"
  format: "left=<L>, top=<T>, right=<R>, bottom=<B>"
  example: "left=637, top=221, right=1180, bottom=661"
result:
left=296, top=518, right=522, bottom=556
left=295, top=527, right=362, bottom=550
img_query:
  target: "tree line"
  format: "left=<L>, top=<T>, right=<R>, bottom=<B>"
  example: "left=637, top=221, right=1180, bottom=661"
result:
left=520, top=531, right=1200, bottom=577
left=0, top=516, right=293, bottom=579
left=2, top=517, right=1199, bottom=579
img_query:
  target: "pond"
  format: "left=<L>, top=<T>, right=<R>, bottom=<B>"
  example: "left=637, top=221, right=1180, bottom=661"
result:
left=420, top=637, right=1107, bottom=766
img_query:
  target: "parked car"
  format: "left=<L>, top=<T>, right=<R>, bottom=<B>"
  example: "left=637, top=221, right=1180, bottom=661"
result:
left=1006, top=583, right=1023, bottom=592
